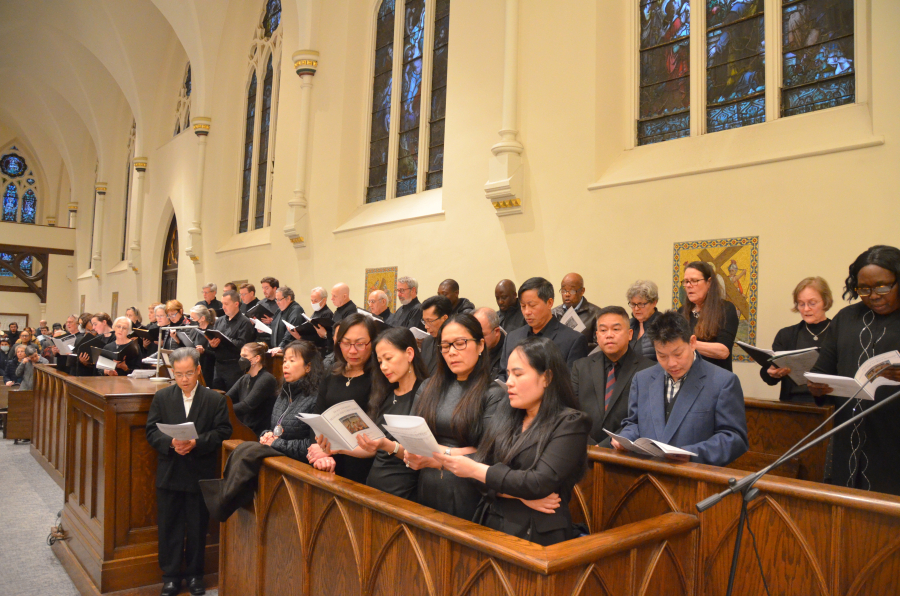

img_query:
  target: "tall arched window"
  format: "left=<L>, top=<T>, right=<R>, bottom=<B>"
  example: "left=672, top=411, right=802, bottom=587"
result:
left=365, top=0, right=451, bottom=203
left=237, top=0, right=281, bottom=234
left=174, top=63, right=192, bottom=136
left=0, top=147, right=38, bottom=224
left=121, top=120, right=136, bottom=261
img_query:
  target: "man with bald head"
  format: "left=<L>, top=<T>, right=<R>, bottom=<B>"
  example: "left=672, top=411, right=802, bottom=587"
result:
left=552, top=272, right=603, bottom=349
left=473, top=307, right=504, bottom=379
left=330, top=283, right=358, bottom=330
left=437, top=279, right=475, bottom=315
left=495, top=279, right=526, bottom=333
left=366, top=290, right=391, bottom=320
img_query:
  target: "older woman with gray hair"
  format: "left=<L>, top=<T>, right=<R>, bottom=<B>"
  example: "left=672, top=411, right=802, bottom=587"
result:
left=626, top=280, right=661, bottom=361
left=189, top=304, right=216, bottom=387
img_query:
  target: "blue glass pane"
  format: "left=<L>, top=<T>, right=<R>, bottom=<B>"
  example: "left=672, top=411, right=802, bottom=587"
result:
left=3, top=183, right=17, bottom=222
left=239, top=73, right=257, bottom=233
left=368, top=0, right=396, bottom=204
left=782, top=74, right=854, bottom=116
left=185, top=64, right=192, bottom=97
left=0, top=253, right=11, bottom=277
left=20, top=255, right=32, bottom=276
left=638, top=112, right=691, bottom=144
left=264, top=0, right=282, bottom=37
left=783, top=37, right=853, bottom=88
left=255, top=57, right=274, bottom=230
left=708, top=96, right=766, bottom=132
left=708, top=0, right=763, bottom=29
left=0, top=154, right=27, bottom=178
left=21, top=189, right=36, bottom=224
left=26, top=178, right=35, bottom=185
left=783, top=0, right=853, bottom=52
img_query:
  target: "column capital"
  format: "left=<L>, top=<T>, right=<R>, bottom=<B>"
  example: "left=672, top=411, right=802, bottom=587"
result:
left=95, top=183, right=108, bottom=195
left=67, top=203, right=79, bottom=211
left=192, top=117, right=211, bottom=137
left=292, top=50, right=319, bottom=77
left=133, top=157, right=148, bottom=172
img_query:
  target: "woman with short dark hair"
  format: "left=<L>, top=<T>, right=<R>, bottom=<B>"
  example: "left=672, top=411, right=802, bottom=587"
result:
left=228, top=342, right=278, bottom=436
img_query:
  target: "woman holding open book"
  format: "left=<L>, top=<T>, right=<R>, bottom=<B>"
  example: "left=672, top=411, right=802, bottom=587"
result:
left=759, top=277, right=834, bottom=403
left=101, top=316, right=143, bottom=376
left=404, top=314, right=506, bottom=521
left=434, top=336, right=590, bottom=545
left=305, top=314, right=378, bottom=484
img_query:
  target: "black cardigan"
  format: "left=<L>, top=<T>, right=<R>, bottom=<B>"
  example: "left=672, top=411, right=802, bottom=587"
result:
left=758, top=320, right=830, bottom=402
left=227, top=369, right=278, bottom=436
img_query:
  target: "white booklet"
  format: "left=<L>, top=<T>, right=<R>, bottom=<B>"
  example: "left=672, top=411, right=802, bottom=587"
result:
left=804, top=350, right=900, bottom=400
left=357, top=308, right=385, bottom=323
left=253, top=318, right=272, bottom=334
left=297, top=400, right=385, bottom=451
left=410, top=327, right=431, bottom=341
left=142, top=350, right=173, bottom=366
left=128, top=369, right=157, bottom=379
left=560, top=307, right=586, bottom=333
left=604, top=429, right=697, bottom=458
left=156, top=422, right=199, bottom=440
left=382, top=414, right=442, bottom=457
left=96, top=355, right=117, bottom=371
left=736, top=341, right=820, bottom=385
left=52, top=337, right=76, bottom=355
left=283, top=320, right=296, bottom=332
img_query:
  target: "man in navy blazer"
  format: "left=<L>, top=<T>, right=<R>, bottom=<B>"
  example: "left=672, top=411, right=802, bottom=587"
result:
left=146, top=348, right=232, bottom=596
left=614, top=310, right=747, bottom=467
left=499, top=277, right=588, bottom=381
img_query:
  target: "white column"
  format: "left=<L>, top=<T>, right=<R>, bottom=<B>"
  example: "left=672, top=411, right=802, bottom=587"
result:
left=185, top=117, right=210, bottom=264
left=90, top=183, right=107, bottom=275
left=127, top=157, right=148, bottom=270
left=284, top=50, right=319, bottom=248
left=484, top=0, right=524, bottom=216
left=67, top=201, right=77, bottom=228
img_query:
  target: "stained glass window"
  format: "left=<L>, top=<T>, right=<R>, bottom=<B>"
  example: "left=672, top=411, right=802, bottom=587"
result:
left=0, top=253, right=11, bottom=277
left=26, top=178, right=34, bottom=185
left=367, top=0, right=396, bottom=203
left=782, top=0, right=854, bottom=117
left=426, top=0, right=449, bottom=190
left=1, top=153, right=26, bottom=178
left=396, top=0, right=425, bottom=198
left=264, top=0, right=281, bottom=38
left=185, top=64, right=192, bottom=97
left=638, top=0, right=691, bottom=145
left=0, top=253, right=31, bottom=276
left=21, top=190, right=36, bottom=224
left=3, top=183, right=17, bottom=222
left=255, top=56, right=274, bottom=229
left=239, top=73, right=257, bottom=233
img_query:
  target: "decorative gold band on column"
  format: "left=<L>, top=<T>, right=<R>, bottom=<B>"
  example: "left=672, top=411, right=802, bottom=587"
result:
left=292, top=50, right=320, bottom=77
left=289, top=236, right=306, bottom=244
left=192, top=117, right=212, bottom=137
left=95, top=183, right=108, bottom=195
left=491, top=198, right=521, bottom=210
left=67, top=203, right=79, bottom=211
left=133, top=158, right=148, bottom=172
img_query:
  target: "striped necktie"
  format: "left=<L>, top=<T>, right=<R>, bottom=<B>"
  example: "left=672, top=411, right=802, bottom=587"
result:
left=605, top=364, right=616, bottom=411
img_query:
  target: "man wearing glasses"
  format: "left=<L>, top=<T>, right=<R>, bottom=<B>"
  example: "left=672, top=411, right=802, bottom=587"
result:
left=552, top=272, right=603, bottom=349
left=366, top=290, right=391, bottom=320
left=146, top=348, right=232, bottom=596
left=420, top=295, right=453, bottom=375
left=387, top=276, right=425, bottom=330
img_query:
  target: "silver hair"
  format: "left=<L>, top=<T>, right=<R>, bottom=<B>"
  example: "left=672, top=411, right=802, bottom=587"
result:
left=171, top=347, right=200, bottom=367
left=625, top=280, right=659, bottom=303
left=113, top=316, right=133, bottom=333
left=397, top=276, right=418, bottom=290
left=202, top=282, right=217, bottom=293
left=24, top=344, right=39, bottom=357
left=190, top=305, right=215, bottom=324
left=311, top=286, right=327, bottom=301
left=154, top=304, right=168, bottom=315
left=473, top=307, right=500, bottom=330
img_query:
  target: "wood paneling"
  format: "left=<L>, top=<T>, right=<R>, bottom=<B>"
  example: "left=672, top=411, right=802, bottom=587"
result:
left=31, top=368, right=66, bottom=486
left=7, top=388, right=34, bottom=441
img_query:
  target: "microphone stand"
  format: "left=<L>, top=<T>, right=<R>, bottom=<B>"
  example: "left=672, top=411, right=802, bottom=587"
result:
left=149, top=325, right=198, bottom=382
left=696, top=378, right=897, bottom=596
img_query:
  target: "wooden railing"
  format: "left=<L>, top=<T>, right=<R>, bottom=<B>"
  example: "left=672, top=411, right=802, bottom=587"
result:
left=31, top=365, right=68, bottom=486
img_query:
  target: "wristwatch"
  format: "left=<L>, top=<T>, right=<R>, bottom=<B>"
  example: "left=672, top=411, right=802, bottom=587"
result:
left=391, top=441, right=400, bottom=454
left=444, top=447, right=452, bottom=456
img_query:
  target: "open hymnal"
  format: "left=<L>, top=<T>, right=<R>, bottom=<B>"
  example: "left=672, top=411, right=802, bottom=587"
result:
left=142, top=349, right=173, bottom=366
left=736, top=341, right=820, bottom=386
left=804, top=350, right=900, bottom=400
left=128, top=369, right=157, bottom=379
left=410, top=327, right=431, bottom=341
left=603, top=429, right=697, bottom=458
left=381, top=414, right=442, bottom=457
left=356, top=308, right=385, bottom=323
left=297, top=400, right=385, bottom=452
left=156, top=422, right=199, bottom=441
left=199, top=328, right=235, bottom=348
left=246, top=302, right=275, bottom=319
left=253, top=318, right=272, bottom=335
left=52, top=336, right=76, bottom=356
left=560, top=307, right=586, bottom=333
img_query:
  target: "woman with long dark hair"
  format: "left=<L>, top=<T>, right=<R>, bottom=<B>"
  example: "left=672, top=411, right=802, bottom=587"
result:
left=403, top=313, right=506, bottom=520
left=317, top=327, right=430, bottom=500
left=435, top=336, right=590, bottom=545
left=305, top=314, right=379, bottom=483
left=809, top=245, right=900, bottom=496
left=679, top=261, right=740, bottom=371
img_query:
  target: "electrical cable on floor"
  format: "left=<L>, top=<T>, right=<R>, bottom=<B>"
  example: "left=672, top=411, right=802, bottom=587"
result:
left=47, top=511, right=66, bottom=546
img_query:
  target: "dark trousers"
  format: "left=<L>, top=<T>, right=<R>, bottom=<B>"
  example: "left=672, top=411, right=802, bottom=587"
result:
left=200, top=352, right=216, bottom=388
left=156, top=488, right=210, bottom=582
left=213, top=359, right=241, bottom=392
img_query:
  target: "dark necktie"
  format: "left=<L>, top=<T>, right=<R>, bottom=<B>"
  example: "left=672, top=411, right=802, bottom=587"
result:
left=605, top=364, right=616, bottom=411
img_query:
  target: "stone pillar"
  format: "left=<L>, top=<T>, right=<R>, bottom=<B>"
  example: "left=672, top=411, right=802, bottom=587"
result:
left=67, top=203, right=77, bottom=228
left=185, top=117, right=210, bottom=264
left=90, top=183, right=107, bottom=275
left=484, top=0, right=524, bottom=216
left=127, top=157, right=148, bottom=271
left=283, top=50, right=319, bottom=249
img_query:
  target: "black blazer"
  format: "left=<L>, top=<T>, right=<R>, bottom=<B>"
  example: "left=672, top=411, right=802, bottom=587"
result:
left=571, top=347, right=654, bottom=445
left=270, top=300, right=306, bottom=349
left=477, top=408, right=590, bottom=546
left=145, top=383, right=233, bottom=492
left=498, top=317, right=589, bottom=381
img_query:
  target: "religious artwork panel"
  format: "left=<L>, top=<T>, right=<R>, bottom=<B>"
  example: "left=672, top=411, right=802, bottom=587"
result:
left=0, top=313, right=29, bottom=331
left=672, top=236, right=759, bottom=362
left=365, top=267, right=398, bottom=314
left=111, top=292, right=119, bottom=320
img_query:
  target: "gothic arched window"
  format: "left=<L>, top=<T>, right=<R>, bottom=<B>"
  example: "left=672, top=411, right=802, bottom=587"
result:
left=121, top=120, right=136, bottom=261
left=365, top=0, right=451, bottom=203
left=0, top=148, right=38, bottom=224
left=174, top=63, right=192, bottom=136
left=238, top=1, right=281, bottom=233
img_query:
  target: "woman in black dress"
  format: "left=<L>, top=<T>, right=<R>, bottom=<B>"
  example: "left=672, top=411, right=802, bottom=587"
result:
left=228, top=341, right=278, bottom=436
left=305, top=314, right=378, bottom=483
left=404, top=313, right=506, bottom=521
left=760, top=277, right=834, bottom=403
left=259, top=340, right=323, bottom=461
left=808, top=245, right=900, bottom=496
left=680, top=261, right=740, bottom=371
left=319, top=327, right=429, bottom=500
left=101, top=317, right=143, bottom=376
left=436, top=336, right=590, bottom=545
left=188, top=305, right=216, bottom=387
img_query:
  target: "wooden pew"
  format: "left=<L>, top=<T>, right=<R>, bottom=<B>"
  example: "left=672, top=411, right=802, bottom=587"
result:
left=7, top=388, right=34, bottom=444
left=218, top=440, right=700, bottom=596
left=31, top=366, right=67, bottom=485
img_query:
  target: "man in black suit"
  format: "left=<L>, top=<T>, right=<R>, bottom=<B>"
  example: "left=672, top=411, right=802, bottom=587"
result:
left=196, top=282, right=223, bottom=313
left=571, top=306, right=653, bottom=445
left=473, top=307, right=504, bottom=379
left=438, top=278, right=475, bottom=315
left=386, top=276, right=425, bottom=330
left=420, top=295, right=452, bottom=375
left=145, top=348, right=232, bottom=596
left=495, top=279, right=526, bottom=333
left=498, top=277, right=589, bottom=381
left=238, top=283, right=260, bottom=314
left=207, top=290, right=256, bottom=392
left=267, top=286, right=306, bottom=352
left=552, top=272, right=603, bottom=349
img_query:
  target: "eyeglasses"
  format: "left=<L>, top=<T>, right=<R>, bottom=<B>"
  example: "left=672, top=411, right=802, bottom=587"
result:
left=855, top=282, right=896, bottom=297
left=340, top=340, right=371, bottom=351
left=682, top=278, right=706, bottom=287
left=439, top=338, right=477, bottom=353
left=397, top=287, right=411, bottom=293
left=173, top=370, right=197, bottom=380
left=628, top=301, right=650, bottom=309
left=422, top=316, right=442, bottom=326
left=559, top=288, right=582, bottom=296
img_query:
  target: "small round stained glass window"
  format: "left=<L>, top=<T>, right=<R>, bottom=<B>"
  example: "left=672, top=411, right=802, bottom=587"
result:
left=0, top=153, right=27, bottom=178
